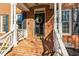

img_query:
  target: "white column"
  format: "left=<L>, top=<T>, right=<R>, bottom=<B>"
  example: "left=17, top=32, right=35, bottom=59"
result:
left=1, top=16, right=3, bottom=32
left=54, top=3, right=61, bottom=55
left=59, top=3, right=62, bottom=37
left=10, top=3, right=14, bottom=30
left=58, top=3, right=69, bottom=56
left=54, top=3, right=57, bottom=30
left=14, top=3, right=18, bottom=46
left=11, top=3, right=17, bottom=46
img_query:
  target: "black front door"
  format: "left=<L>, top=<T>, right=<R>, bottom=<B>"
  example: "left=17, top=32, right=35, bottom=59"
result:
left=34, top=13, right=45, bottom=36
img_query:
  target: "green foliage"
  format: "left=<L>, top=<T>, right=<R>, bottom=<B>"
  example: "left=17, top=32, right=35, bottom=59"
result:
left=39, top=35, right=44, bottom=40
left=1, top=42, right=8, bottom=50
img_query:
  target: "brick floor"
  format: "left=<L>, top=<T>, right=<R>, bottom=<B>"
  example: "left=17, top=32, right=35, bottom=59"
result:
left=6, top=39, right=43, bottom=56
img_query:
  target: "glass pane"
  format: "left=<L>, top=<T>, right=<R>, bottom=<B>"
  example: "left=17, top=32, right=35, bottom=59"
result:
left=35, top=26, right=40, bottom=34
left=1, top=15, right=9, bottom=33
left=40, top=26, right=44, bottom=35
left=62, top=11, right=69, bottom=21
left=57, top=10, right=70, bottom=34
left=62, top=10, right=70, bottom=33
left=17, top=14, right=23, bottom=29
left=62, top=22, right=69, bottom=33
left=72, top=9, right=79, bottom=35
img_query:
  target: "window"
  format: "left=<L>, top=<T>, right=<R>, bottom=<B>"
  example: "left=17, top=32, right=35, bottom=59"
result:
left=17, top=14, right=23, bottom=29
left=57, top=9, right=79, bottom=35
left=57, top=10, right=71, bottom=35
left=17, top=13, right=26, bottom=29
left=0, top=15, right=8, bottom=33
left=62, top=10, right=71, bottom=34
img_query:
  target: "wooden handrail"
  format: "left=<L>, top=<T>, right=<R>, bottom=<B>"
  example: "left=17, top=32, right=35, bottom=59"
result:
left=0, top=30, right=14, bottom=55
left=0, top=30, right=14, bottom=40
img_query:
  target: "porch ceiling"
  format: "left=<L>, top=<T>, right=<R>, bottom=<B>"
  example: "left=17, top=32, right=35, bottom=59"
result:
left=23, top=3, right=54, bottom=10
left=17, top=3, right=54, bottom=12
left=17, top=3, right=30, bottom=12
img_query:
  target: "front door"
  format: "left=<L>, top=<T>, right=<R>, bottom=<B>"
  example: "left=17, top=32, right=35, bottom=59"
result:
left=34, top=13, right=45, bottom=37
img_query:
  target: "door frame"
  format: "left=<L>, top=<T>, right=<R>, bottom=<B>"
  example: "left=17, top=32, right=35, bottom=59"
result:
left=34, top=8, right=46, bottom=37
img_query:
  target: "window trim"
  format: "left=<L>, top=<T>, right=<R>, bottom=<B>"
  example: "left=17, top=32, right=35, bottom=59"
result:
left=62, top=9, right=72, bottom=35
left=34, top=8, right=46, bottom=36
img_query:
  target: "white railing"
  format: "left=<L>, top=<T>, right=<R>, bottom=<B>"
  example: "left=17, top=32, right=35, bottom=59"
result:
left=17, top=29, right=25, bottom=41
left=0, top=29, right=25, bottom=56
left=53, top=29, right=69, bottom=56
left=0, top=30, right=14, bottom=56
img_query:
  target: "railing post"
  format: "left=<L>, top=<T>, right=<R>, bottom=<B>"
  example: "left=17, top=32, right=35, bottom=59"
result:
left=54, top=3, right=57, bottom=52
left=54, top=3, right=57, bottom=30
left=11, top=3, right=17, bottom=46
left=11, top=3, right=14, bottom=30
left=14, top=3, right=18, bottom=46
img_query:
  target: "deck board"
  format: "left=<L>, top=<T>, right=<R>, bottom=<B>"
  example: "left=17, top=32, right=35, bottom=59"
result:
left=6, top=39, right=43, bottom=56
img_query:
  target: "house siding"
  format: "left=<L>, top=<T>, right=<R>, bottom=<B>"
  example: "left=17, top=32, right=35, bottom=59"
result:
left=63, top=35, right=79, bottom=48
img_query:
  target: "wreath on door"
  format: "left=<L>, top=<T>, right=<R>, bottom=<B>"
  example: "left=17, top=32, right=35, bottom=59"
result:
left=35, top=16, right=43, bottom=23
